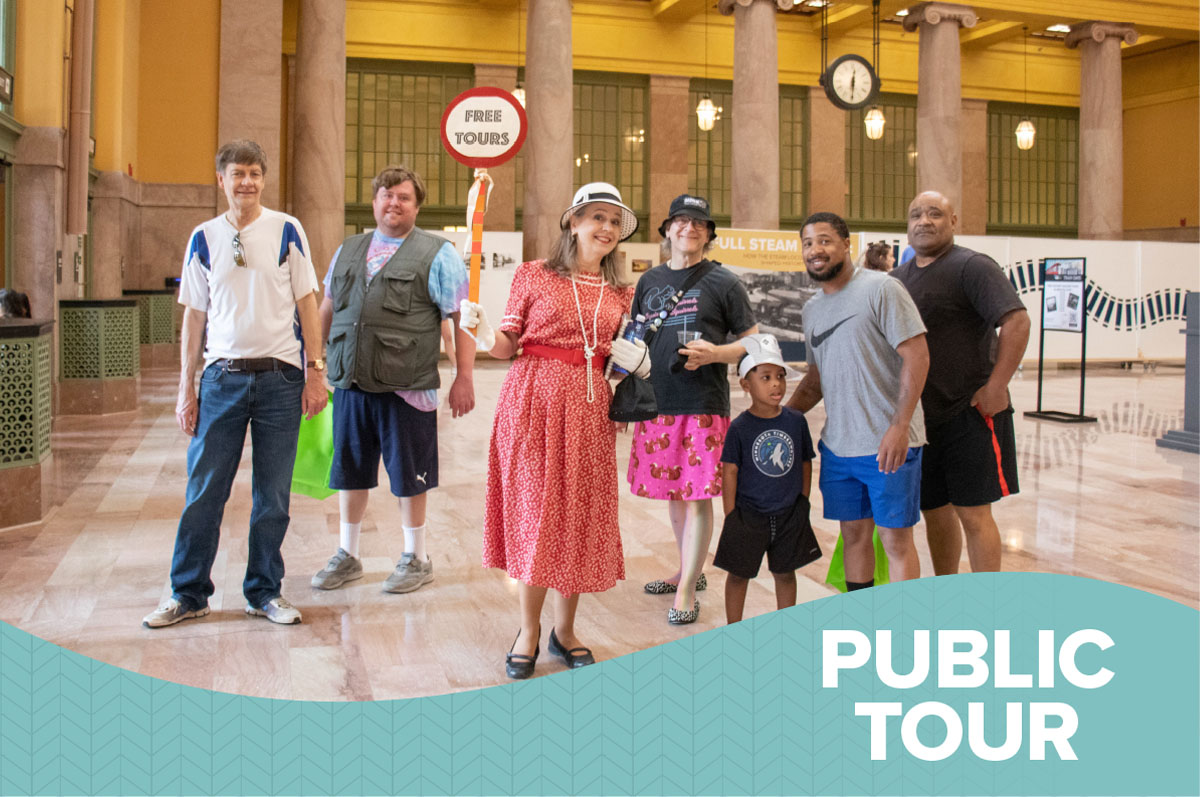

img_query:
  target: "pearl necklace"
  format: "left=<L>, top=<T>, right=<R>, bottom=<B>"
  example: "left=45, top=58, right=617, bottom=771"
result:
left=571, top=272, right=605, bottom=403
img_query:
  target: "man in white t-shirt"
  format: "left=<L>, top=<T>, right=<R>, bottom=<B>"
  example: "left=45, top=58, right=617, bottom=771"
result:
left=143, top=140, right=328, bottom=629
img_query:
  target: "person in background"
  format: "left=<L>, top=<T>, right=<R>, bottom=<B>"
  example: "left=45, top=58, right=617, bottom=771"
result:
left=861, top=241, right=895, bottom=272
left=0, top=289, right=32, bottom=319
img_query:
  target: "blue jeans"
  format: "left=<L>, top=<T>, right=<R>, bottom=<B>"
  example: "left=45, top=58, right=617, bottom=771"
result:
left=170, top=362, right=304, bottom=610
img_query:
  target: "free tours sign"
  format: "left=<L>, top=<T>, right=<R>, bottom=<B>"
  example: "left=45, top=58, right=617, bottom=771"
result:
left=440, top=86, right=528, bottom=168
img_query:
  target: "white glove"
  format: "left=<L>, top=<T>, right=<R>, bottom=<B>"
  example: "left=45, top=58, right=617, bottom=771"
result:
left=458, top=298, right=496, bottom=352
left=610, top=336, right=651, bottom=379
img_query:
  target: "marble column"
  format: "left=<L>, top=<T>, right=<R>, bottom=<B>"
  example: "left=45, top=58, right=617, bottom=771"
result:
left=807, top=85, right=847, bottom=217
left=648, top=75, right=690, bottom=240
left=218, top=0, right=283, bottom=211
left=1067, top=21, right=1138, bottom=240
left=719, top=0, right=794, bottom=230
left=959, top=98, right=988, bottom=234
left=522, top=0, right=573, bottom=260
left=292, top=0, right=346, bottom=280
left=12, top=128, right=67, bottom=322
left=903, top=2, right=977, bottom=216
left=89, top=171, right=141, bottom=299
left=473, top=64, right=519, bottom=232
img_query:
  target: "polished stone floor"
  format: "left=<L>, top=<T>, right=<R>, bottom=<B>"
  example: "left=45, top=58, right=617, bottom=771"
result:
left=0, top=360, right=1195, bottom=700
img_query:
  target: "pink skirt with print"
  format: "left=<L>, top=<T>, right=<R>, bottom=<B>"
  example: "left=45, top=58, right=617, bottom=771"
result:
left=627, top=413, right=731, bottom=501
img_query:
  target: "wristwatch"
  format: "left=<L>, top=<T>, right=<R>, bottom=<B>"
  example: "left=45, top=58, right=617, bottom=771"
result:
left=307, top=357, right=326, bottom=371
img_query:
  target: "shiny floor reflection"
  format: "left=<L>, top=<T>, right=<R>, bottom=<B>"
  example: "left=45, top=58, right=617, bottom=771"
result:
left=0, top=361, right=1194, bottom=700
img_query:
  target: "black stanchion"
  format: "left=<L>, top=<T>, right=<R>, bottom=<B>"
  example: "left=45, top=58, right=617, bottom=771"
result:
left=1024, top=257, right=1097, bottom=424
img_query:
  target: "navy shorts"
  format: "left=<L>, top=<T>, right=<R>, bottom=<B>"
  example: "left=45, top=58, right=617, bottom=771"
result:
left=714, top=495, right=822, bottom=579
left=330, top=386, right=438, bottom=497
left=818, top=440, right=922, bottom=529
left=921, top=406, right=1019, bottom=510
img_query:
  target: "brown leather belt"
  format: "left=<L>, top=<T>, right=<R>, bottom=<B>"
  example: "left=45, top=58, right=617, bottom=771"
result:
left=214, top=357, right=290, bottom=372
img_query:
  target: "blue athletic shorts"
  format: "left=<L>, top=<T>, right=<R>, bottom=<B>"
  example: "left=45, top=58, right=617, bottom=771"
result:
left=817, top=440, right=922, bottom=529
left=330, top=386, right=438, bottom=497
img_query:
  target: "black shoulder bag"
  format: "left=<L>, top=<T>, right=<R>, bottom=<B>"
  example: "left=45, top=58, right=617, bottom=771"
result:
left=609, top=262, right=717, bottom=422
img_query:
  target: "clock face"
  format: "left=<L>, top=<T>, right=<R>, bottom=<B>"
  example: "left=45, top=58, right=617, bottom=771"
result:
left=823, top=54, right=879, bottom=110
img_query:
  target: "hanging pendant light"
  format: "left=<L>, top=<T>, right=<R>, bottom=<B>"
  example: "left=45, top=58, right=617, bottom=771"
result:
left=1015, top=118, right=1036, bottom=150
left=863, top=0, right=885, bottom=140
left=697, top=96, right=718, bottom=131
left=1015, top=26, right=1036, bottom=150
left=864, top=106, right=885, bottom=140
left=697, top=3, right=718, bottom=131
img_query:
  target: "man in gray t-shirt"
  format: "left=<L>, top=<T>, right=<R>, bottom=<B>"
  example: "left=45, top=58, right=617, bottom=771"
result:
left=787, top=212, right=929, bottom=588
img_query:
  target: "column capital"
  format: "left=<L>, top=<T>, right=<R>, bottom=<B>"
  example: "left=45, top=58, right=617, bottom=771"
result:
left=717, top=0, right=797, bottom=16
left=901, top=2, right=977, bottom=32
left=1065, top=21, right=1138, bottom=49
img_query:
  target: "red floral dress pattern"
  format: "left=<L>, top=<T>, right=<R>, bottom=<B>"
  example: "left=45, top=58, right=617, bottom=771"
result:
left=482, top=261, right=634, bottom=595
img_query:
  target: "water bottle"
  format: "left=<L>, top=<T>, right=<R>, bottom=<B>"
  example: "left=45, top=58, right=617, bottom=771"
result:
left=607, top=313, right=648, bottom=378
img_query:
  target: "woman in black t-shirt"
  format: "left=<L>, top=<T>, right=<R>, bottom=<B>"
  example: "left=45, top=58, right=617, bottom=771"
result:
left=628, top=194, right=757, bottom=625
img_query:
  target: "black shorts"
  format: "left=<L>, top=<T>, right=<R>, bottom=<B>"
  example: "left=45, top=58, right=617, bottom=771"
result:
left=329, top=386, right=438, bottom=497
left=920, top=405, right=1019, bottom=510
left=713, top=495, right=822, bottom=580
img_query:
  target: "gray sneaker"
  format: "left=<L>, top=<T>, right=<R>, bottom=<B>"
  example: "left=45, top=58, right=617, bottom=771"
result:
left=382, top=553, right=433, bottom=593
left=311, top=548, right=364, bottom=590
left=143, top=598, right=209, bottom=628
left=245, top=596, right=302, bottom=624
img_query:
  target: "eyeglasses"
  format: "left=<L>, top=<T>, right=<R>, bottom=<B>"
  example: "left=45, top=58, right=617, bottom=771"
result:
left=672, top=217, right=707, bottom=230
left=232, top=233, right=246, bottom=267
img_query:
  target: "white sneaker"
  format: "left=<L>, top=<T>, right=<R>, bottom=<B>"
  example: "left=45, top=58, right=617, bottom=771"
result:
left=245, top=596, right=302, bottom=624
left=143, top=598, right=209, bottom=628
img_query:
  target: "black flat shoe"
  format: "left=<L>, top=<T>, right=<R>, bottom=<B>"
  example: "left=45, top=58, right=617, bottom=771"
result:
left=505, top=630, right=539, bottom=680
left=548, top=628, right=595, bottom=668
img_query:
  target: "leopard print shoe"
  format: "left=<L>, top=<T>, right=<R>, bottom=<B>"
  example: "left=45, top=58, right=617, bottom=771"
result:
left=643, top=573, right=707, bottom=595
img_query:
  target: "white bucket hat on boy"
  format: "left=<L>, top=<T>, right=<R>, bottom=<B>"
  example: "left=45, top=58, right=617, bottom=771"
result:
left=737, top=333, right=801, bottom=380
left=560, top=182, right=640, bottom=242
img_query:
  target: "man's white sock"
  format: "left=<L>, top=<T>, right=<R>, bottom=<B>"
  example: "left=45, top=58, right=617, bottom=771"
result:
left=340, top=521, right=361, bottom=558
left=403, top=524, right=428, bottom=561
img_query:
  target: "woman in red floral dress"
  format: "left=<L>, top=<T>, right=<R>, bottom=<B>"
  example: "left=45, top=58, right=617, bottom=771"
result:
left=460, top=183, right=649, bottom=679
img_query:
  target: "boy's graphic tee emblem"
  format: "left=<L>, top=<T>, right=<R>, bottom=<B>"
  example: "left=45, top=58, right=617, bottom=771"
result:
left=751, top=430, right=794, bottom=477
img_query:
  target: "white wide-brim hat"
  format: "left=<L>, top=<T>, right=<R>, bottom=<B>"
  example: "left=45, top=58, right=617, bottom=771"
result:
left=737, top=333, right=802, bottom=380
left=560, top=182, right=640, bottom=242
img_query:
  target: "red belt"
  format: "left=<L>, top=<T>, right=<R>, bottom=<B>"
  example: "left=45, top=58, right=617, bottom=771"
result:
left=522, top=343, right=604, bottom=369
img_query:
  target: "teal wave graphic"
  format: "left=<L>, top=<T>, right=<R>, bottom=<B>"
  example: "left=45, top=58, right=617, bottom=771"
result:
left=1, top=573, right=1196, bottom=796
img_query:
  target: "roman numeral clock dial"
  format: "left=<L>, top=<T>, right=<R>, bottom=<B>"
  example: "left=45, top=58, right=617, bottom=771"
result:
left=821, top=54, right=880, bottom=111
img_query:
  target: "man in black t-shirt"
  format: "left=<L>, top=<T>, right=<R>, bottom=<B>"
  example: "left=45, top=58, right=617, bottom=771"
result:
left=892, top=191, right=1031, bottom=575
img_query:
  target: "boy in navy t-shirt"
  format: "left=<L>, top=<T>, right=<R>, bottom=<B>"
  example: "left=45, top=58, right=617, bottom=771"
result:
left=714, top=334, right=822, bottom=623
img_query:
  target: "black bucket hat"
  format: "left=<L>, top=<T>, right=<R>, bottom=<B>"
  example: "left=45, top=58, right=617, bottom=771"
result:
left=657, top=193, right=717, bottom=239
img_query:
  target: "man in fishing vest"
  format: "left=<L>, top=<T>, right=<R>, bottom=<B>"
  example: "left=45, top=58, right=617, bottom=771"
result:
left=312, top=165, right=476, bottom=594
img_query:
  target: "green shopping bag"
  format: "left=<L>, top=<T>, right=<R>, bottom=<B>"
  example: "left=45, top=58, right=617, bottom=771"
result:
left=291, top=392, right=336, bottom=500
left=825, top=526, right=891, bottom=592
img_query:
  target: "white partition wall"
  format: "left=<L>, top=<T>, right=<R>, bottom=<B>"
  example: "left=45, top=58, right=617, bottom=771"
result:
left=858, top=233, right=1199, bottom=363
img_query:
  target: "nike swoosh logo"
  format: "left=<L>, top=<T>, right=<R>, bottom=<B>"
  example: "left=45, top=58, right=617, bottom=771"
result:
left=809, top=316, right=855, bottom=348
